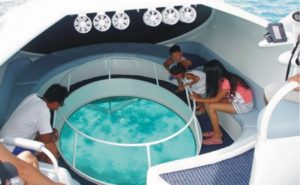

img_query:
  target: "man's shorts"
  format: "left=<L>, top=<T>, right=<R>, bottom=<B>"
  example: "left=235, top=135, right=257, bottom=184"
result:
left=264, top=82, right=300, bottom=103
left=12, top=146, right=35, bottom=155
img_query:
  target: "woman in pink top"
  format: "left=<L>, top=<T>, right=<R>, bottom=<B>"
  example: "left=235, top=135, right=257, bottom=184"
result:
left=192, top=60, right=254, bottom=145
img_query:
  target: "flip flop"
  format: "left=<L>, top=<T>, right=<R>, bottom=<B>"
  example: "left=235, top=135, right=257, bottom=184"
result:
left=202, top=131, right=214, bottom=138
left=202, top=138, right=223, bottom=145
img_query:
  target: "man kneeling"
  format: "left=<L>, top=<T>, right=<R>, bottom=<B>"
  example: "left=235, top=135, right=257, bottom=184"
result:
left=0, top=84, right=68, bottom=163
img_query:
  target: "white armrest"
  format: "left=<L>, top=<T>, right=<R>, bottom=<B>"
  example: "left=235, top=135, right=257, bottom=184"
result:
left=0, top=139, right=78, bottom=185
left=0, top=137, right=59, bottom=173
left=2, top=137, right=45, bottom=152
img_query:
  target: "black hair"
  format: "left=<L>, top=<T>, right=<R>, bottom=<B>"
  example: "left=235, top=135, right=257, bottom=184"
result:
left=169, top=44, right=181, bottom=54
left=43, top=84, right=69, bottom=103
left=204, top=59, right=250, bottom=98
left=170, top=63, right=186, bottom=75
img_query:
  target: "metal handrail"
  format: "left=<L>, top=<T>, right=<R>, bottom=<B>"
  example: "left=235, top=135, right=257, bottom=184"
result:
left=58, top=56, right=177, bottom=91
left=58, top=85, right=196, bottom=147
left=0, top=137, right=59, bottom=174
left=56, top=57, right=200, bottom=182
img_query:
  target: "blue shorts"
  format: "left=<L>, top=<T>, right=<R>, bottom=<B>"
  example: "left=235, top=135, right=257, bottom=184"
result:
left=12, top=146, right=35, bottom=155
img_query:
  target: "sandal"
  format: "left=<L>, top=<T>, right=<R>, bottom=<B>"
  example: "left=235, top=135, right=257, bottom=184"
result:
left=202, top=137, right=223, bottom=145
left=202, top=131, right=214, bottom=138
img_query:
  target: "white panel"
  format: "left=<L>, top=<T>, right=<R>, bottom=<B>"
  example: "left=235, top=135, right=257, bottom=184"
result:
left=250, top=136, right=300, bottom=185
left=218, top=112, right=241, bottom=140
left=68, top=59, right=109, bottom=84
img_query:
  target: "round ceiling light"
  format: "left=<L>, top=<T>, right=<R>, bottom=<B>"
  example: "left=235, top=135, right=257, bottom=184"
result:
left=74, top=14, right=92, bottom=34
left=179, top=6, right=197, bottom=23
left=112, top=12, right=130, bottom=30
left=162, top=7, right=179, bottom=25
left=143, top=9, right=162, bottom=27
left=93, top=12, right=111, bottom=32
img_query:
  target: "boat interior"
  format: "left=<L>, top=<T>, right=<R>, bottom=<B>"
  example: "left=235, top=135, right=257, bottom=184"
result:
left=0, top=0, right=299, bottom=185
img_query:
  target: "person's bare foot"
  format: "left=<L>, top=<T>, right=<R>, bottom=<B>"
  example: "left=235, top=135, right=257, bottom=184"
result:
left=202, top=131, right=214, bottom=138
left=202, top=131, right=223, bottom=138
left=202, top=137, right=223, bottom=145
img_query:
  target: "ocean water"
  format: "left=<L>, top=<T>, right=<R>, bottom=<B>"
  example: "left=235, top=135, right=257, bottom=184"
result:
left=60, top=97, right=196, bottom=185
left=225, top=0, right=300, bottom=22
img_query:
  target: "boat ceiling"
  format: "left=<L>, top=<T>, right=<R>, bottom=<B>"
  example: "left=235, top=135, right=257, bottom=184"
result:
left=0, top=0, right=268, bottom=65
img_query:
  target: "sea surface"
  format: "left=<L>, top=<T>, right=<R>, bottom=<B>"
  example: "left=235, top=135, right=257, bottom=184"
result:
left=225, top=0, right=300, bottom=22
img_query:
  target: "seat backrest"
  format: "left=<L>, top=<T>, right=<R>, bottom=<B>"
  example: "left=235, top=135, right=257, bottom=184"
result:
left=0, top=58, right=31, bottom=128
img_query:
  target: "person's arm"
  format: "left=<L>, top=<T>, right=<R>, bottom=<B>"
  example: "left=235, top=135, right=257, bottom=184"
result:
left=37, top=133, right=60, bottom=162
left=0, top=144, right=64, bottom=185
left=36, top=109, right=59, bottom=161
left=191, top=88, right=228, bottom=103
left=163, top=58, right=174, bottom=71
left=180, top=59, right=192, bottom=69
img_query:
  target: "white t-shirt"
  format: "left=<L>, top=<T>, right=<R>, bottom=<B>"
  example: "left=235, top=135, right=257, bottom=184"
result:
left=0, top=94, right=53, bottom=151
left=184, top=70, right=206, bottom=95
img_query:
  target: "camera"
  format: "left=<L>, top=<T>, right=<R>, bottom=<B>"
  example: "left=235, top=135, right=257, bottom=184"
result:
left=0, top=161, right=24, bottom=185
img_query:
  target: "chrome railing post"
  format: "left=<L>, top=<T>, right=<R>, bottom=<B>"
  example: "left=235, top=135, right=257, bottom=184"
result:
left=67, top=72, right=72, bottom=92
left=153, top=63, right=159, bottom=86
left=72, top=132, right=78, bottom=168
left=185, top=87, right=192, bottom=110
left=109, top=58, right=112, bottom=79
left=106, top=58, right=111, bottom=79
left=146, top=145, right=152, bottom=168
left=193, top=115, right=201, bottom=148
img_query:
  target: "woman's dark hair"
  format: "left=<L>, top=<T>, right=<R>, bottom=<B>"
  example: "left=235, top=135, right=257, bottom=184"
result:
left=169, top=44, right=181, bottom=54
left=170, top=63, right=186, bottom=75
left=43, top=84, right=69, bottom=103
left=204, top=60, right=250, bottom=98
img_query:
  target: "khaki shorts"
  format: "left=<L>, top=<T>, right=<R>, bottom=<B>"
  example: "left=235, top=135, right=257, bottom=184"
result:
left=264, top=82, right=300, bottom=103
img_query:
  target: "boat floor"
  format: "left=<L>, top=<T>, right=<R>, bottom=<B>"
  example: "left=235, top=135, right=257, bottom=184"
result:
left=160, top=149, right=254, bottom=185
